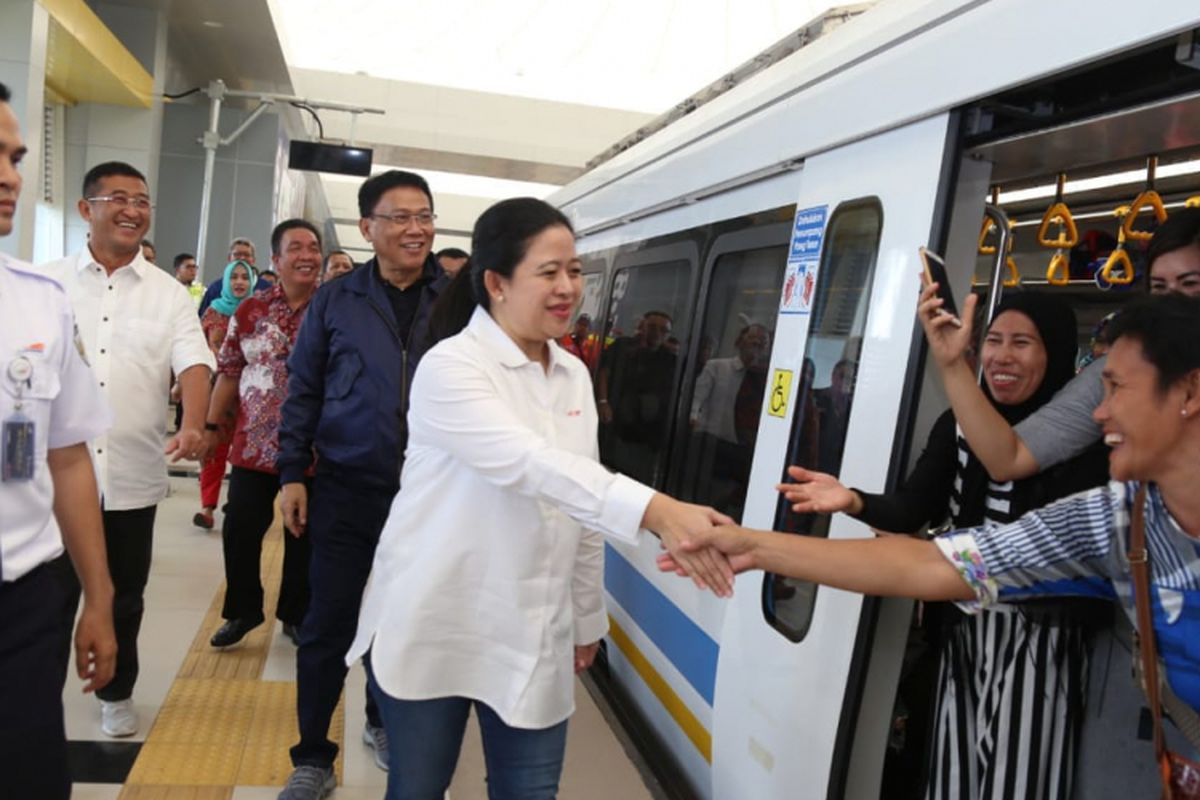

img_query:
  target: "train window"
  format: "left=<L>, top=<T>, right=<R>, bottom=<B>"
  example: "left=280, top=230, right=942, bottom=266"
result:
left=596, top=259, right=693, bottom=487
left=561, top=271, right=606, bottom=373
left=763, top=198, right=884, bottom=643
left=677, top=244, right=788, bottom=521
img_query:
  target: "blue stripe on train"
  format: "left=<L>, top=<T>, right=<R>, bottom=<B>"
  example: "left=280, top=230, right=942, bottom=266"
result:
left=604, top=543, right=719, bottom=705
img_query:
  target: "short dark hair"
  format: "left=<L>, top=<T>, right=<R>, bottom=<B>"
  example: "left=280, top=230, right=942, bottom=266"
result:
left=1146, top=208, right=1200, bottom=289
left=470, top=197, right=573, bottom=311
left=270, top=218, right=322, bottom=257
left=437, top=247, right=469, bottom=260
left=358, top=170, right=433, bottom=218
left=1107, top=294, right=1200, bottom=392
left=173, top=252, right=195, bottom=270
left=82, top=161, right=146, bottom=199
left=0, top=82, right=9, bottom=103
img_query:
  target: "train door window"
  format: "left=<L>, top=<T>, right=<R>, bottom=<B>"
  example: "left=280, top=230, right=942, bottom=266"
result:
left=763, top=199, right=884, bottom=643
left=597, top=259, right=693, bottom=488
left=562, top=268, right=607, bottom=372
left=677, top=244, right=788, bottom=521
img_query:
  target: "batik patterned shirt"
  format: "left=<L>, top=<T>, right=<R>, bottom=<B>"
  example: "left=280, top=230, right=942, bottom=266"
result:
left=936, top=480, right=1200, bottom=711
left=217, top=285, right=311, bottom=474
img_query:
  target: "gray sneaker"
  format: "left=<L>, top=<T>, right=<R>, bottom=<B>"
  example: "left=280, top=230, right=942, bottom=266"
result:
left=277, top=765, right=335, bottom=800
left=363, top=722, right=389, bottom=771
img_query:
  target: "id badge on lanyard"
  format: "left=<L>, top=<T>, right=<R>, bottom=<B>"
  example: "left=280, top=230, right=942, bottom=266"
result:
left=2, top=355, right=36, bottom=482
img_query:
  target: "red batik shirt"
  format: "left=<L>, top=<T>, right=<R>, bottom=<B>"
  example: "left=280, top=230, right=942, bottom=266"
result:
left=216, top=285, right=312, bottom=474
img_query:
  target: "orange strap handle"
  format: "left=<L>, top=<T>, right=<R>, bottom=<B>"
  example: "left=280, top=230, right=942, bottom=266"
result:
left=1101, top=248, right=1135, bottom=285
left=978, top=216, right=997, bottom=255
left=1122, top=189, right=1168, bottom=242
left=1046, top=251, right=1070, bottom=286
left=1036, top=203, right=1079, bottom=248
left=1003, top=256, right=1020, bottom=287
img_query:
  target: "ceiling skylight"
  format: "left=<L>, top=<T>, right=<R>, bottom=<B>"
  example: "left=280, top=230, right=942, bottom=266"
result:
left=272, top=0, right=835, bottom=113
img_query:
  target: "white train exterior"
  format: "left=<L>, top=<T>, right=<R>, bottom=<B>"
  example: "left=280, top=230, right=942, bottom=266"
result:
left=549, top=2, right=1200, bottom=798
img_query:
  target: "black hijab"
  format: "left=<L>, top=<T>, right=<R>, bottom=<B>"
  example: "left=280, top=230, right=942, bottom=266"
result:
left=954, top=292, right=1079, bottom=526
left=980, top=292, right=1079, bottom=425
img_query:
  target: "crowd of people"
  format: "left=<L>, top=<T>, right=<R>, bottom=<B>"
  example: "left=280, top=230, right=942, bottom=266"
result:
left=5, top=71, right=1200, bottom=800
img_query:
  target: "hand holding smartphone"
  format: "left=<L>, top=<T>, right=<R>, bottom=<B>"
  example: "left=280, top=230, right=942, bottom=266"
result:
left=918, top=246, right=962, bottom=327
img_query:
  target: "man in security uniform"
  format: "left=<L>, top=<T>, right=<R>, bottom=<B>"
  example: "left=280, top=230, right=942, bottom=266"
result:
left=0, top=80, right=117, bottom=800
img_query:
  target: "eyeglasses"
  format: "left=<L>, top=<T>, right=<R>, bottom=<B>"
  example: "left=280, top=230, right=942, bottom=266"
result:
left=367, top=211, right=436, bottom=228
left=86, top=195, right=154, bottom=212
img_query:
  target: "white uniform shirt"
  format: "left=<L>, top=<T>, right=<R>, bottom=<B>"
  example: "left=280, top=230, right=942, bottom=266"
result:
left=0, top=256, right=111, bottom=581
left=40, top=249, right=214, bottom=510
left=348, top=308, right=655, bottom=729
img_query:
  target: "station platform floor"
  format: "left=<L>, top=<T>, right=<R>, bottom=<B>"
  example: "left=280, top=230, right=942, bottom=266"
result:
left=68, top=475, right=659, bottom=800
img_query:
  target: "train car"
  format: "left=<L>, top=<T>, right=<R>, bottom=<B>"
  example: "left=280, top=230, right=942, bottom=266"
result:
left=548, top=1, right=1200, bottom=797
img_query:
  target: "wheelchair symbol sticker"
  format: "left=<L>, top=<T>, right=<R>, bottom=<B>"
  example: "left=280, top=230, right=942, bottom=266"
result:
left=768, top=369, right=792, bottom=418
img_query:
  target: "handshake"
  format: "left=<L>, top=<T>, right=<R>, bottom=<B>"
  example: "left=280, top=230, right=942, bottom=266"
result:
left=649, top=466, right=836, bottom=593
left=642, top=493, right=758, bottom=597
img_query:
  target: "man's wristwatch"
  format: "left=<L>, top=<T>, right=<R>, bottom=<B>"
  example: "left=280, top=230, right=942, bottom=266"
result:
left=204, top=422, right=221, bottom=432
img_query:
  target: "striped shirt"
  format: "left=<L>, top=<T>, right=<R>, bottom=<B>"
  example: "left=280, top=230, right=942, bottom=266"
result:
left=936, top=480, right=1200, bottom=712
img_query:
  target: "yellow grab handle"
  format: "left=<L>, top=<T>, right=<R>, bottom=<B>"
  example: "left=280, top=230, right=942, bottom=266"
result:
left=978, top=216, right=997, bottom=255
left=1046, top=251, right=1070, bottom=285
left=1003, top=256, right=1020, bottom=287
left=1036, top=202, right=1079, bottom=248
left=1122, top=190, right=1168, bottom=242
left=1187, top=196, right=1200, bottom=209
left=1100, top=248, right=1135, bottom=285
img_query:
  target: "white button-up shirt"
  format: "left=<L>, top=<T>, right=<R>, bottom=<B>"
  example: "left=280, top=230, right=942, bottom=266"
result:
left=349, top=308, right=655, bottom=728
left=0, top=256, right=111, bottom=581
left=40, top=248, right=214, bottom=510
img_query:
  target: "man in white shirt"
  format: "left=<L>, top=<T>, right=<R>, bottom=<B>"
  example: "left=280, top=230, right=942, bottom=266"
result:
left=0, top=80, right=117, bottom=800
left=40, top=161, right=215, bottom=737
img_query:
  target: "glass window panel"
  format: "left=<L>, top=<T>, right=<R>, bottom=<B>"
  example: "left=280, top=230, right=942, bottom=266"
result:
left=562, top=271, right=606, bottom=372
left=677, top=245, right=787, bottom=521
left=763, top=199, right=884, bottom=643
left=597, top=260, right=692, bottom=487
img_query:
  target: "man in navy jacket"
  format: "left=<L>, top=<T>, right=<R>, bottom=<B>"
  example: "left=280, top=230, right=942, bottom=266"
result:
left=276, top=170, right=447, bottom=798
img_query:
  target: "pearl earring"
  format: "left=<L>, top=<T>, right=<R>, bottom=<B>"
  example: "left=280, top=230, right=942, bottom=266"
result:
left=1183, top=408, right=1189, bottom=417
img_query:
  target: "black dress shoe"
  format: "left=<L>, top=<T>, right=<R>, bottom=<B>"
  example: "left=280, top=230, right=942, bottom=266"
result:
left=281, top=623, right=301, bottom=647
left=210, top=617, right=264, bottom=648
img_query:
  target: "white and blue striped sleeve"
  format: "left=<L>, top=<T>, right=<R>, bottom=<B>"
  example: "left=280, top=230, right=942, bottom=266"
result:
left=934, top=484, right=1122, bottom=610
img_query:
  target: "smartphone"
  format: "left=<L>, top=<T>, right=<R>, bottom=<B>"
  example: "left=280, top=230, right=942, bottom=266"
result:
left=918, top=246, right=961, bottom=325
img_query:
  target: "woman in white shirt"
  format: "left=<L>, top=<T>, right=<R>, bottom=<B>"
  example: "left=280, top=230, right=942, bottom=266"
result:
left=347, top=197, right=734, bottom=800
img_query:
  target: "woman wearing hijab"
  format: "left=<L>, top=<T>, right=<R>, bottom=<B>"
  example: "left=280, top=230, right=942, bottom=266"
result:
left=775, top=292, right=1109, bottom=800
left=195, top=259, right=255, bottom=529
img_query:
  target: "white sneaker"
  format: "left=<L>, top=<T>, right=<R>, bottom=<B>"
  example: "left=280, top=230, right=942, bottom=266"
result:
left=100, top=698, right=139, bottom=737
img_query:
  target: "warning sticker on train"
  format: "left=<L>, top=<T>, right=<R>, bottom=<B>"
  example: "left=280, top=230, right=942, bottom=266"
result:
left=768, top=369, right=792, bottom=418
left=780, top=205, right=827, bottom=315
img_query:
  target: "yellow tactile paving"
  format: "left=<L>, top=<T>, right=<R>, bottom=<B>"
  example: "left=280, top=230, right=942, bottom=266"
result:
left=236, top=680, right=345, bottom=786
left=118, top=786, right=232, bottom=800
left=119, top=511, right=345, bottom=795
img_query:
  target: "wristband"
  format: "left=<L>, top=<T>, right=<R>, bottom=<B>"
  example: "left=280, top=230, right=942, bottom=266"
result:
left=204, top=422, right=220, bottom=432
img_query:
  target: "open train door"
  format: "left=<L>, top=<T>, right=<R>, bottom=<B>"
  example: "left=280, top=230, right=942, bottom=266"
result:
left=711, top=113, right=962, bottom=800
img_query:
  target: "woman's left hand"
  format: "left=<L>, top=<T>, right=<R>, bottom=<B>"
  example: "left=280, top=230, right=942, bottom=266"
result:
left=575, top=641, right=600, bottom=673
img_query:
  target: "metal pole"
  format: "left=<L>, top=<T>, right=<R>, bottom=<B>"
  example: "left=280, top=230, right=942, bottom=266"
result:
left=978, top=203, right=1012, bottom=380
left=195, top=80, right=225, bottom=283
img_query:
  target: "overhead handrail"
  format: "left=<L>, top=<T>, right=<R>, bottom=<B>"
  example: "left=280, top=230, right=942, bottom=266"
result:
left=1036, top=174, right=1079, bottom=248
left=1101, top=205, right=1136, bottom=286
left=1122, top=156, right=1168, bottom=242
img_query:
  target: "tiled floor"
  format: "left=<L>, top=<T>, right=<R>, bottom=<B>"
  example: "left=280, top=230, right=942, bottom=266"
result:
left=65, top=476, right=656, bottom=799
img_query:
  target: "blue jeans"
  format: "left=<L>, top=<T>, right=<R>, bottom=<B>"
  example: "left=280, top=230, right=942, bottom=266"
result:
left=368, top=673, right=568, bottom=800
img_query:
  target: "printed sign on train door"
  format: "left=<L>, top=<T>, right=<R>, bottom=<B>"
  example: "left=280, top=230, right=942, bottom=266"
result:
left=780, top=205, right=827, bottom=315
